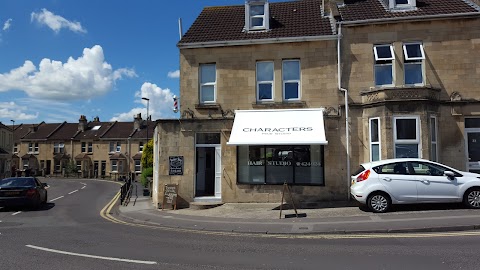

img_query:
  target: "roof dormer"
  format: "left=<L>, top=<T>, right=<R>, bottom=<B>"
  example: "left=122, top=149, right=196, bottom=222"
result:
left=245, top=0, right=270, bottom=32
left=385, top=0, right=417, bottom=11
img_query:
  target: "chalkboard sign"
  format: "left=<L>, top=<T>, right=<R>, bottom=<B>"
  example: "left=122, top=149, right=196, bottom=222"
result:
left=169, top=156, right=184, bottom=175
left=162, top=184, right=178, bottom=210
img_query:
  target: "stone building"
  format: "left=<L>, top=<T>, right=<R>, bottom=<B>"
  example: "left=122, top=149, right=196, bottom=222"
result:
left=153, top=0, right=480, bottom=208
left=0, top=122, right=13, bottom=178
left=11, top=115, right=153, bottom=179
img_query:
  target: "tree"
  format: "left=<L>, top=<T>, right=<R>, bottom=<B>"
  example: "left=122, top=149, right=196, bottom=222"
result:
left=140, top=139, right=154, bottom=187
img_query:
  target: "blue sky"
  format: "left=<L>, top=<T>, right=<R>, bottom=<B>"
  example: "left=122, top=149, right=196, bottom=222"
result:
left=0, top=0, right=284, bottom=125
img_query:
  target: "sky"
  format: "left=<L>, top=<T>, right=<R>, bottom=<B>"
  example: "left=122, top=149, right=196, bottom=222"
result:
left=0, top=0, right=285, bottom=125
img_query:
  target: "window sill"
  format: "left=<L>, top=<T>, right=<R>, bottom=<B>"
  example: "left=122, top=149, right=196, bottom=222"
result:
left=360, top=86, right=440, bottom=105
left=252, top=101, right=306, bottom=109
left=195, top=103, right=221, bottom=110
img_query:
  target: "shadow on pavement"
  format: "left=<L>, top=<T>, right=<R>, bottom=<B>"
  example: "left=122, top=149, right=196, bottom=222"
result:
left=0, top=203, right=55, bottom=212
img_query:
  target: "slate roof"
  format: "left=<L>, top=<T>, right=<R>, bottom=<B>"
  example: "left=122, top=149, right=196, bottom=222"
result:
left=178, top=0, right=334, bottom=45
left=47, top=123, right=79, bottom=141
left=130, top=121, right=155, bottom=140
left=338, top=0, right=480, bottom=22
left=23, top=123, right=63, bottom=141
left=101, top=122, right=135, bottom=139
left=15, top=123, right=41, bottom=140
left=73, top=122, right=114, bottom=140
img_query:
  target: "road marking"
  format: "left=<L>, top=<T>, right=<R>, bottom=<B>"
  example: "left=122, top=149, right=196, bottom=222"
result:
left=50, top=196, right=64, bottom=202
left=80, top=182, right=87, bottom=186
left=81, top=186, right=86, bottom=190
left=26, top=245, right=157, bottom=265
left=68, top=190, right=78, bottom=195
left=12, top=211, right=21, bottom=216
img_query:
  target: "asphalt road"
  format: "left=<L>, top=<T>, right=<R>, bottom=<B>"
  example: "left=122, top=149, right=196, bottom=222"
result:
left=1, top=178, right=480, bottom=270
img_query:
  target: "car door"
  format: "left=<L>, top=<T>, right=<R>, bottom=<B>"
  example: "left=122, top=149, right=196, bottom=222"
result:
left=377, top=162, right=417, bottom=202
left=410, top=161, right=460, bottom=202
left=34, top=178, right=47, bottom=202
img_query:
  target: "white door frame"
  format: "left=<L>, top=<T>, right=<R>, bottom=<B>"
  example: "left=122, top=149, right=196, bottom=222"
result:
left=464, top=128, right=480, bottom=172
left=194, top=142, right=222, bottom=201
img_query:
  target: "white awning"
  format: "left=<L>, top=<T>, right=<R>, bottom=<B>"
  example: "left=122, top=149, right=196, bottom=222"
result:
left=227, top=108, right=328, bottom=145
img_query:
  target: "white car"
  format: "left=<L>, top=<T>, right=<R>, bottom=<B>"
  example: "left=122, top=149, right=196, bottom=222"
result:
left=350, top=158, right=480, bottom=213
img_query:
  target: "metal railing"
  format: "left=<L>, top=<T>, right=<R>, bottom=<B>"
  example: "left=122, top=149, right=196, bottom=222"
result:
left=119, top=175, right=138, bottom=207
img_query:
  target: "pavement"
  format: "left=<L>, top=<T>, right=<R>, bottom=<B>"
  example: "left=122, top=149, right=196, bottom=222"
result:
left=113, top=189, right=480, bottom=235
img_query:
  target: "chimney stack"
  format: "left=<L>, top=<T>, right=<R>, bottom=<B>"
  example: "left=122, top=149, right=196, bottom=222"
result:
left=78, top=115, right=88, bottom=132
left=93, top=116, right=100, bottom=122
left=133, top=113, right=143, bottom=130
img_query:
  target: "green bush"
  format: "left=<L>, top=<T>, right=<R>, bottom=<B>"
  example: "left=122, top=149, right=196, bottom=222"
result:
left=140, top=167, right=153, bottom=188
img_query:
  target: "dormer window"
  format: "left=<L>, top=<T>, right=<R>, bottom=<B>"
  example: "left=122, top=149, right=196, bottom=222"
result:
left=387, top=0, right=416, bottom=10
left=245, top=0, right=269, bottom=32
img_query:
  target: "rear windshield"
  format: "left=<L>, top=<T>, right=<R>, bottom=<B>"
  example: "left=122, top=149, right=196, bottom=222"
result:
left=0, top=178, right=35, bottom=188
left=352, top=166, right=366, bottom=176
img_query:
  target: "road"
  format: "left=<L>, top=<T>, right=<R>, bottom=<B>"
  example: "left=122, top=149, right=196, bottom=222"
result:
left=0, top=178, right=479, bottom=270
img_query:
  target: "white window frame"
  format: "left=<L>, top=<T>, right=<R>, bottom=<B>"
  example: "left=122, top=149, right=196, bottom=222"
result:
left=135, top=160, right=141, bottom=172
left=54, top=142, right=64, bottom=154
left=390, top=0, right=416, bottom=9
left=29, top=142, right=39, bottom=154
left=282, top=59, right=301, bottom=101
left=245, top=1, right=269, bottom=31
left=430, top=116, right=438, bottom=162
left=13, top=143, right=18, bottom=153
left=393, top=116, right=421, bottom=158
left=256, top=61, right=274, bottom=102
left=109, top=141, right=121, bottom=153
left=88, top=142, right=93, bottom=153
left=139, top=142, right=144, bottom=152
left=374, top=44, right=395, bottom=87
left=369, top=118, right=382, bottom=162
left=199, top=64, right=216, bottom=104
left=111, top=160, right=118, bottom=172
left=403, top=42, right=425, bottom=86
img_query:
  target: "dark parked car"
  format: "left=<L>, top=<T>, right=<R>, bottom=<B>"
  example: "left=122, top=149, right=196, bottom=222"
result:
left=0, top=177, right=48, bottom=209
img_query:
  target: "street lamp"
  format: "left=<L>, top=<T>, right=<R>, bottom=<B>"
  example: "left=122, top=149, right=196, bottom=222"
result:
left=142, top=97, right=150, bottom=143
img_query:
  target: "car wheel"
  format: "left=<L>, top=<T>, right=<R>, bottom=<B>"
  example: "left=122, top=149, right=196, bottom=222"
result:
left=463, top=188, right=480, bottom=209
left=367, top=192, right=391, bottom=213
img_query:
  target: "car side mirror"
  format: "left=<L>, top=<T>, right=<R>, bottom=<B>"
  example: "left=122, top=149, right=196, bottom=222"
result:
left=444, top=171, right=455, bottom=179
left=42, top=183, right=48, bottom=187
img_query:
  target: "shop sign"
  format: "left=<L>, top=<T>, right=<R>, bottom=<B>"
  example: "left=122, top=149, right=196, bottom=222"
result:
left=169, top=156, right=184, bottom=175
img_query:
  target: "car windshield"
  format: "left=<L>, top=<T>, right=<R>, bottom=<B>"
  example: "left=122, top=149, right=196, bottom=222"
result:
left=0, top=177, right=35, bottom=188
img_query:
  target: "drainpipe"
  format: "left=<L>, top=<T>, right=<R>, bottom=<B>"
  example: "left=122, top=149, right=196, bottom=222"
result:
left=338, top=23, right=351, bottom=200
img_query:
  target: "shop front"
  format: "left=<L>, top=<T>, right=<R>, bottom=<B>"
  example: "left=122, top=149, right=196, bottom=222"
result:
left=228, top=109, right=328, bottom=186
left=153, top=108, right=345, bottom=208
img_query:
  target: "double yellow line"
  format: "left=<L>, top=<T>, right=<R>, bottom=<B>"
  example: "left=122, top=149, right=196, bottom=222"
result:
left=99, top=192, right=480, bottom=239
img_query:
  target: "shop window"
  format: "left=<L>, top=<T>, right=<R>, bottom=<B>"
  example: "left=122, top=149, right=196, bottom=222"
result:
left=369, top=118, right=381, bottom=161
left=238, top=145, right=324, bottom=185
left=256, top=61, right=274, bottom=101
left=373, top=44, right=394, bottom=87
left=403, top=42, right=425, bottom=85
left=430, top=116, right=437, bottom=162
left=199, top=64, right=216, bottom=103
left=282, top=60, right=301, bottom=101
left=394, top=116, right=420, bottom=158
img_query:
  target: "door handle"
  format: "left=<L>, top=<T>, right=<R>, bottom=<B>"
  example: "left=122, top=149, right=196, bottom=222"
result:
left=420, top=179, right=430, bottom=184
left=382, top=177, right=392, bottom=182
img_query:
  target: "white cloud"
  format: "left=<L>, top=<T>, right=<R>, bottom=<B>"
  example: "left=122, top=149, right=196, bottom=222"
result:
left=31, top=8, right=87, bottom=34
left=167, top=70, right=180, bottom=78
left=0, top=45, right=137, bottom=100
left=3, top=19, right=12, bottom=31
left=0, top=101, right=39, bottom=121
left=111, top=82, right=175, bottom=121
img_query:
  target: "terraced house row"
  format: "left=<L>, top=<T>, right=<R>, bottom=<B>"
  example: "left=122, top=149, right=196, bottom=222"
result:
left=8, top=114, right=153, bottom=179
left=152, top=0, right=480, bottom=207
